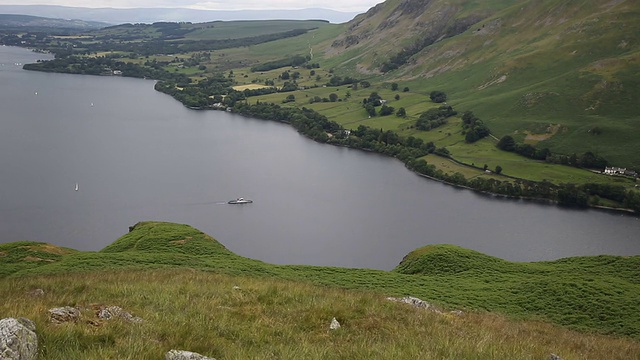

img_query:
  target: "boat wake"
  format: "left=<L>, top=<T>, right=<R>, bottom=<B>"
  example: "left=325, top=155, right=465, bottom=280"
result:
left=182, top=200, right=229, bottom=206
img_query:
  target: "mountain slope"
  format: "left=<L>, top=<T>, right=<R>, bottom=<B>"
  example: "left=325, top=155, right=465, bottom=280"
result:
left=324, top=0, right=640, bottom=169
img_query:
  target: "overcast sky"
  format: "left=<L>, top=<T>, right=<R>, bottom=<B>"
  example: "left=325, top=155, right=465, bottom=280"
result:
left=0, top=0, right=382, bottom=12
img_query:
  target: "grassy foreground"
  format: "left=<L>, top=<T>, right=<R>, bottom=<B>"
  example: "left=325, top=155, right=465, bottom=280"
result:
left=1, top=221, right=640, bottom=359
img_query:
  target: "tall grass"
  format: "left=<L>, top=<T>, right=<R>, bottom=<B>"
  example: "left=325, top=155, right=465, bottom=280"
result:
left=2, top=222, right=640, bottom=341
left=2, top=269, right=639, bottom=359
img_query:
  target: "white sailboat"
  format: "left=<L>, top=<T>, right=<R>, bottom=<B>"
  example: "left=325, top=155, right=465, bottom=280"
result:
left=75, top=182, right=79, bottom=191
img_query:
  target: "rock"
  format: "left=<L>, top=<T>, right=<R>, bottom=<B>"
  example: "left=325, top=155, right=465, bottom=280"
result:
left=0, top=317, right=38, bottom=360
left=232, top=286, right=241, bottom=290
left=98, top=306, right=143, bottom=324
left=387, top=296, right=463, bottom=316
left=26, top=289, right=44, bottom=297
left=329, top=317, right=341, bottom=330
left=97, top=306, right=120, bottom=320
left=48, top=306, right=80, bottom=324
left=386, top=296, right=432, bottom=309
left=549, top=354, right=562, bottom=360
left=165, top=349, right=216, bottom=360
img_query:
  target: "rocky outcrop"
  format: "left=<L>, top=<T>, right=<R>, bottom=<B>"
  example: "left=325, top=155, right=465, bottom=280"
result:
left=165, top=349, right=216, bottom=360
left=0, top=318, right=38, bottom=360
left=329, top=317, right=341, bottom=330
left=48, top=304, right=143, bottom=325
left=386, top=296, right=464, bottom=316
left=48, top=306, right=80, bottom=324
left=387, top=296, right=433, bottom=309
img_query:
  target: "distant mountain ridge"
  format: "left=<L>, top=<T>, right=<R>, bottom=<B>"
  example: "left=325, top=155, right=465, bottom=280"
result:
left=0, top=14, right=107, bottom=30
left=0, top=5, right=360, bottom=24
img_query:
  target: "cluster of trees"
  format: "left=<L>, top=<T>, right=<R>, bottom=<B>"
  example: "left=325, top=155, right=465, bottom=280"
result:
left=280, top=81, right=299, bottom=92
left=496, top=135, right=550, bottom=160
left=154, top=72, right=234, bottom=108
left=326, top=75, right=359, bottom=87
left=546, top=152, right=609, bottom=169
left=242, top=87, right=278, bottom=97
left=232, top=102, right=341, bottom=142
left=557, top=183, right=640, bottom=209
left=24, top=56, right=190, bottom=83
left=430, top=91, right=447, bottom=103
left=280, top=71, right=294, bottom=80
left=497, top=135, right=609, bottom=169
left=416, top=105, right=457, bottom=131
left=408, top=158, right=640, bottom=210
left=379, top=104, right=395, bottom=116
left=461, top=111, right=490, bottom=143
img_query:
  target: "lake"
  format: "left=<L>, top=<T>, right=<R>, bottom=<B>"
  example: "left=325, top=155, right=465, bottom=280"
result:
left=1, top=46, right=639, bottom=270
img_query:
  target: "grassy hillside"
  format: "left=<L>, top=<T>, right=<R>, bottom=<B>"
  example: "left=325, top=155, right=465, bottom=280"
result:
left=2, top=221, right=640, bottom=345
left=4, top=269, right=640, bottom=359
left=323, top=0, right=640, bottom=169
left=91, top=20, right=333, bottom=42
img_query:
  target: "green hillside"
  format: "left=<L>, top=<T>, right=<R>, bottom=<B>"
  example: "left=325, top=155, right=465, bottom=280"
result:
left=2, top=221, right=640, bottom=341
left=91, top=19, right=332, bottom=42
left=324, top=0, right=640, bottom=169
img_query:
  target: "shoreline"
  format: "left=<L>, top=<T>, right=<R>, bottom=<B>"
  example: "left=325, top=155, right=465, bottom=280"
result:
left=201, top=106, right=638, bottom=216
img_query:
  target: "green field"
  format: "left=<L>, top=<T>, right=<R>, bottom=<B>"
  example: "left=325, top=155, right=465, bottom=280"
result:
left=239, top=78, right=637, bottom=191
left=183, top=20, right=333, bottom=40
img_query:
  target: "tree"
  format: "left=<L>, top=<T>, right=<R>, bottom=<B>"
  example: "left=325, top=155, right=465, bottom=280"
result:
left=396, top=107, right=406, bottom=117
left=394, top=94, right=400, bottom=100
left=363, top=92, right=382, bottom=106
left=379, top=104, right=395, bottom=116
left=281, top=71, right=290, bottom=80
left=496, top=135, right=516, bottom=152
left=364, top=103, right=376, bottom=117
left=430, top=91, right=447, bottom=103
left=329, top=93, right=338, bottom=102
left=391, top=82, right=399, bottom=91
left=495, top=165, right=503, bottom=174
left=465, top=131, right=480, bottom=143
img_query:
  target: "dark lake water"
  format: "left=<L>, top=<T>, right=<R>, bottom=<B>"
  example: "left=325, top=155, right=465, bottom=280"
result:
left=1, top=46, right=639, bottom=270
